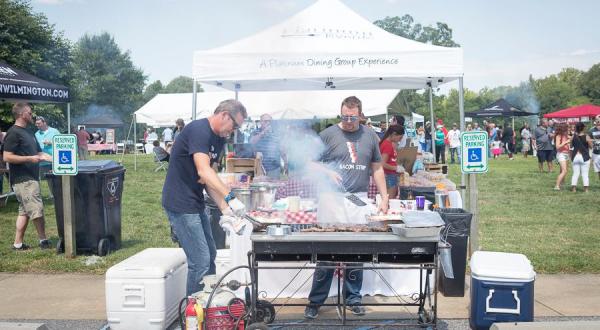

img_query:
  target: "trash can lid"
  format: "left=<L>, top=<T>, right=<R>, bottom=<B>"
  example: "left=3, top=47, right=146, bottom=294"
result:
left=78, top=160, right=121, bottom=173
left=470, top=251, right=536, bottom=282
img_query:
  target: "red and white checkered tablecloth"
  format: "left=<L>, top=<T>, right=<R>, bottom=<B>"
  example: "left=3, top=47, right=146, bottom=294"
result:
left=368, top=177, right=377, bottom=199
left=285, top=211, right=317, bottom=224
left=276, top=179, right=318, bottom=199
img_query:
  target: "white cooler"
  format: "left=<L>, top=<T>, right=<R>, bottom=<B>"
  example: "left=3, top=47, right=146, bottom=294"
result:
left=106, top=248, right=187, bottom=330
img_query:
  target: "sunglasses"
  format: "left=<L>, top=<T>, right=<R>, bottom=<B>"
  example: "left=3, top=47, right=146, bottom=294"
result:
left=341, top=115, right=359, bottom=123
left=227, top=112, right=240, bottom=130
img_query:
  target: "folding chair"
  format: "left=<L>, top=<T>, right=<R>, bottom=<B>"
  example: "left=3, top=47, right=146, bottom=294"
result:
left=153, top=152, right=168, bottom=172
left=135, top=143, right=145, bottom=154
left=116, top=142, right=126, bottom=155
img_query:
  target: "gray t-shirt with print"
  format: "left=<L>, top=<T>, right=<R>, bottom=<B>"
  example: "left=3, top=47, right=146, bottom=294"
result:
left=319, top=124, right=382, bottom=193
left=534, top=126, right=553, bottom=150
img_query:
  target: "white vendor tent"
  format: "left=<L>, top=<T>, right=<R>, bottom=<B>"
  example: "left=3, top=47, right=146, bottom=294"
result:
left=134, top=90, right=399, bottom=126
left=192, top=0, right=462, bottom=91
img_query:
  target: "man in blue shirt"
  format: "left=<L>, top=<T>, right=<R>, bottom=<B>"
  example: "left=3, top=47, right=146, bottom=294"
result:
left=250, top=114, right=284, bottom=179
left=162, top=99, right=248, bottom=296
left=34, top=116, right=60, bottom=199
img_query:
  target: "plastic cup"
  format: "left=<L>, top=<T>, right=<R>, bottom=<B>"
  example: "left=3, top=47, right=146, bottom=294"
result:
left=416, top=196, right=426, bottom=210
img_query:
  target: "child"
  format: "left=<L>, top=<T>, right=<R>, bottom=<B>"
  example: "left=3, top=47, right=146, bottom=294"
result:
left=492, top=135, right=502, bottom=159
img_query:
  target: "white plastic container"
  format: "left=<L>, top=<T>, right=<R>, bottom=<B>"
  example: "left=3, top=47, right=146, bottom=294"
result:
left=105, top=248, right=187, bottom=330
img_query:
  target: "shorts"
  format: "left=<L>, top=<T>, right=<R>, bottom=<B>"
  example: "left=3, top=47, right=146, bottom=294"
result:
left=384, top=173, right=398, bottom=188
left=592, top=153, right=600, bottom=173
left=537, top=149, right=554, bottom=163
left=13, top=180, right=44, bottom=219
left=556, top=152, right=570, bottom=162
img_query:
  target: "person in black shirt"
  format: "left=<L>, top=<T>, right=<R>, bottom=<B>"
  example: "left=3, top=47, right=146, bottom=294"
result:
left=162, top=99, right=248, bottom=296
left=3, top=103, right=52, bottom=250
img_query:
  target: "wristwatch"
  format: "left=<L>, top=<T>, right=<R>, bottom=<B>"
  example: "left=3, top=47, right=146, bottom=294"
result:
left=224, top=191, right=236, bottom=204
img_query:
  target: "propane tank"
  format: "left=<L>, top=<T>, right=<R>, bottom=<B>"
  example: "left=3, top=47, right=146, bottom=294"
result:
left=185, top=297, right=203, bottom=330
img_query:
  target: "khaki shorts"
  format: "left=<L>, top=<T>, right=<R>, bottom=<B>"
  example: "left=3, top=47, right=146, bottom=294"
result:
left=13, top=180, right=44, bottom=219
left=593, top=153, right=600, bottom=173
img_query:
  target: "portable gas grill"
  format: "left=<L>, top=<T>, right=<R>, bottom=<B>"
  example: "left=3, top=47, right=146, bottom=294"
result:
left=245, top=231, right=440, bottom=328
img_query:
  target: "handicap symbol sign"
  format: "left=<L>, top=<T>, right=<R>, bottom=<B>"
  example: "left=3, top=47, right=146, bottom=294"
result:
left=468, top=148, right=482, bottom=162
left=58, top=150, right=72, bottom=164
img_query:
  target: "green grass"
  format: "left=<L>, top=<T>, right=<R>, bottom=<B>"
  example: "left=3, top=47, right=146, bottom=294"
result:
left=1, top=153, right=599, bottom=274
left=447, top=154, right=600, bottom=273
left=0, top=154, right=176, bottom=274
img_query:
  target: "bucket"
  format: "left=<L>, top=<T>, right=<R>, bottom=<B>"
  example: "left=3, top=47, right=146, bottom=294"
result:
left=215, top=249, right=232, bottom=280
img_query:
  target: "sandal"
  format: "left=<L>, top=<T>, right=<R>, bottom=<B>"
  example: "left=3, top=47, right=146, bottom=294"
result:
left=553, top=186, right=560, bottom=191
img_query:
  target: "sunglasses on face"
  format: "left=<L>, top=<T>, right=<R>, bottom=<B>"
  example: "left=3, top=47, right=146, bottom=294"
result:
left=227, top=112, right=240, bottom=130
left=341, top=115, right=359, bottom=123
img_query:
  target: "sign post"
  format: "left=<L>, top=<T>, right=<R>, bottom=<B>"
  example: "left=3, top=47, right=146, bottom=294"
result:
left=52, top=134, right=78, bottom=257
left=460, top=131, right=488, bottom=254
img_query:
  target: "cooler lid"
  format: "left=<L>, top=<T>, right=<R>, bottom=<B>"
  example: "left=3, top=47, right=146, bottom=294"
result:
left=106, top=248, right=187, bottom=279
left=78, top=160, right=121, bottom=173
left=470, top=251, right=536, bottom=281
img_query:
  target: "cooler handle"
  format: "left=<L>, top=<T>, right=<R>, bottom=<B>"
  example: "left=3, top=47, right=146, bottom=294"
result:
left=485, top=289, right=520, bottom=315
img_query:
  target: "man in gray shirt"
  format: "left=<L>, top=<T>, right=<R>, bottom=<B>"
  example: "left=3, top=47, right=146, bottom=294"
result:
left=304, top=96, right=389, bottom=319
left=533, top=118, right=555, bottom=173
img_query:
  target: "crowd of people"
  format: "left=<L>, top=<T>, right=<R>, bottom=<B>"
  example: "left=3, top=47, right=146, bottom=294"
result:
left=534, top=116, right=600, bottom=192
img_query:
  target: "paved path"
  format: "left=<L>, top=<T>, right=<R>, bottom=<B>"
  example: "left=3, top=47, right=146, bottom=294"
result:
left=1, top=273, right=599, bottom=321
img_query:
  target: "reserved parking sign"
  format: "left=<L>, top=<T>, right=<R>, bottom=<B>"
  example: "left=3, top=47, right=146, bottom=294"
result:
left=52, top=134, right=78, bottom=175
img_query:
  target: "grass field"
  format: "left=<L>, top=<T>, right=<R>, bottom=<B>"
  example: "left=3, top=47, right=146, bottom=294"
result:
left=1, top=153, right=599, bottom=274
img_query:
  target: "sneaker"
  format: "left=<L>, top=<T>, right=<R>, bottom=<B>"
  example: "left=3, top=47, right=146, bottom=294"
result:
left=12, top=243, right=30, bottom=251
left=347, top=304, right=366, bottom=316
left=553, top=186, right=560, bottom=191
left=39, top=239, right=52, bottom=249
left=304, top=305, right=319, bottom=319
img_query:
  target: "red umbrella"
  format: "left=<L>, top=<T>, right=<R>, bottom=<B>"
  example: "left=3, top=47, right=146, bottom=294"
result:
left=543, top=104, right=600, bottom=118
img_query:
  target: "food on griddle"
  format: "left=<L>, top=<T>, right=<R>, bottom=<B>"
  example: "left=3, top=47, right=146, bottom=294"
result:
left=300, top=225, right=389, bottom=232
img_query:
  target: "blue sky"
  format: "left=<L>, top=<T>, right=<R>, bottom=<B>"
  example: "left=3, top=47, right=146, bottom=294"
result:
left=32, top=0, right=600, bottom=92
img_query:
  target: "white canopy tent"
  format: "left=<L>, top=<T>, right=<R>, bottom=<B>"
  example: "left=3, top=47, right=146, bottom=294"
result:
left=134, top=90, right=399, bottom=126
left=191, top=0, right=466, bottom=176
left=192, top=0, right=462, bottom=92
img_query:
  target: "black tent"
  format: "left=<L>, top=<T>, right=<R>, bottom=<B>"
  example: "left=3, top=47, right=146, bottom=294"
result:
left=465, top=98, right=535, bottom=118
left=0, top=61, right=70, bottom=103
left=77, top=115, right=124, bottom=129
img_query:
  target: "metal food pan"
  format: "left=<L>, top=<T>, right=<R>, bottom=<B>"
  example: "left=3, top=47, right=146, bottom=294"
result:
left=389, top=223, right=442, bottom=238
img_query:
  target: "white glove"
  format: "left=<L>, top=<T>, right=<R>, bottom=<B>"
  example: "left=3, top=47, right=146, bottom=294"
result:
left=227, top=198, right=246, bottom=217
left=396, top=165, right=405, bottom=173
left=219, top=215, right=246, bottom=235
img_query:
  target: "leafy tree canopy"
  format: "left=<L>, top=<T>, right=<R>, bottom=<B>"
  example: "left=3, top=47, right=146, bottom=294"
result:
left=0, top=0, right=71, bottom=129
left=70, top=32, right=146, bottom=120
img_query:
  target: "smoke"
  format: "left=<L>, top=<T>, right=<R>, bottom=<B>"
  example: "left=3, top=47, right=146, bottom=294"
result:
left=72, top=104, right=122, bottom=129
left=275, top=122, right=341, bottom=195
left=504, top=81, right=540, bottom=114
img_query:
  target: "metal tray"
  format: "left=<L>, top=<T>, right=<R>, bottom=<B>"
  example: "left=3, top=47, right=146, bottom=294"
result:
left=389, top=223, right=442, bottom=238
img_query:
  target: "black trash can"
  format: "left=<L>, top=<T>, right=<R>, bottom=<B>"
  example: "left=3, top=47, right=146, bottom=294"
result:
left=48, top=160, right=125, bottom=256
left=436, top=208, right=472, bottom=297
left=205, top=193, right=226, bottom=250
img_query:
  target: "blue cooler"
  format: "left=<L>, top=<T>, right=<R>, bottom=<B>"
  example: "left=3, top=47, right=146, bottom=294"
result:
left=469, top=251, right=536, bottom=330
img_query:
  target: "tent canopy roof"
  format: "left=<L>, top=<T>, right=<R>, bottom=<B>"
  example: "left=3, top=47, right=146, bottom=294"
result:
left=543, top=104, right=600, bottom=119
left=134, top=90, right=399, bottom=127
left=465, top=98, right=535, bottom=118
left=0, top=61, right=70, bottom=103
left=193, top=0, right=463, bottom=91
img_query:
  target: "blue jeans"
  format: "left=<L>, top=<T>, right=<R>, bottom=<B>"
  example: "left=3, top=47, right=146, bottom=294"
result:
left=308, top=262, right=363, bottom=306
left=165, top=209, right=216, bottom=296
left=425, top=139, right=432, bottom=153
left=449, top=147, right=459, bottom=164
